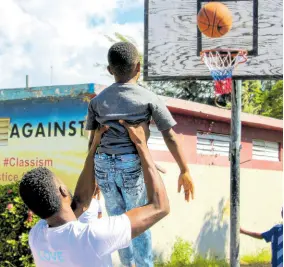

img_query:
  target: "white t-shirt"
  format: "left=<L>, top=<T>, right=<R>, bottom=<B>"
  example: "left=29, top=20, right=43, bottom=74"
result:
left=79, top=199, right=102, bottom=223
left=29, top=214, right=131, bottom=267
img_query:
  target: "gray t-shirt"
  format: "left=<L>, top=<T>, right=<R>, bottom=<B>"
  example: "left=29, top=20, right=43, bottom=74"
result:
left=86, top=83, right=176, bottom=154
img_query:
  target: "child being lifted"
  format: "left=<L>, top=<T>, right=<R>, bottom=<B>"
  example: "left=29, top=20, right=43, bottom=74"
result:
left=86, top=42, right=195, bottom=267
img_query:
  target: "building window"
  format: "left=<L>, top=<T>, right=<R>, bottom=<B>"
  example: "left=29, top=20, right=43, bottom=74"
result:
left=0, top=118, right=10, bottom=146
left=252, top=140, right=279, bottom=162
left=197, top=132, right=230, bottom=156
left=148, top=124, right=168, bottom=151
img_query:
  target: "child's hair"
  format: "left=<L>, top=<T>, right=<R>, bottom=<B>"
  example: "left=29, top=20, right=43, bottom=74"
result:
left=107, top=42, right=140, bottom=78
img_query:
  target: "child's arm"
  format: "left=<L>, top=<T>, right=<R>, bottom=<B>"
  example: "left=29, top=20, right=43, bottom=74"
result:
left=241, top=226, right=276, bottom=243
left=149, top=94, right=194, bottom=203
left=240, top=228, right=263, bottom=240
left=162, top=128, right=194, bottom=202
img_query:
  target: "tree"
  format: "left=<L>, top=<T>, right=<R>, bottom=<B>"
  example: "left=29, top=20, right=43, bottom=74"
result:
left=257, top=80, right=283, bottom=119
left=242, top=80, right=262, bottom=114
left=241, top=80, right=283, bottom=119
left=147, top=80, right=215, bottom=105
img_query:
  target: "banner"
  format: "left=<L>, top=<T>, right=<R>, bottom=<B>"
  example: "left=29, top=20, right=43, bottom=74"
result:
left=0, top=96, right=90, bottom=190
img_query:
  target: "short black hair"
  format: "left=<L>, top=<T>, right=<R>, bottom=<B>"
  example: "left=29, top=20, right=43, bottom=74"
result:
left=19, top=167, right=61, bottom=219
left=107, top=42, right=139, bottom=77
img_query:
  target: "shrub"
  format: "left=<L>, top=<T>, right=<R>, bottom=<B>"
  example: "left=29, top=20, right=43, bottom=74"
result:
left=0, top=182, right=39, bottom=267
left=169, top=237, right=193, bottom=266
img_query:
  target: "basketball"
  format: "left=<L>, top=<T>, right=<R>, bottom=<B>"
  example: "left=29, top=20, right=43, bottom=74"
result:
left=197, top=2, right=233, bottom=38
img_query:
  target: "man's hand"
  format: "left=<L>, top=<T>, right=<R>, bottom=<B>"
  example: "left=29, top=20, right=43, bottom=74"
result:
left=90, top=125, right=109, bottom=151
left=120, top=120, right=170, bottom=239
left=178, top=171, right=195, bottom=202
left=119, top=120, right=150, bottom=145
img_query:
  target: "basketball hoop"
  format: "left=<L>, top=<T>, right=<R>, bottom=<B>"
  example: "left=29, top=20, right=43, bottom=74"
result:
left=200, top=49, right=248, bottom=95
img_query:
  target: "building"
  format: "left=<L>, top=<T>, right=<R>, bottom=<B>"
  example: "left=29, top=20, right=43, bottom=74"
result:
left=149, top=95, right=282, bottom=170
left=0, top=83, right=282, bottom=262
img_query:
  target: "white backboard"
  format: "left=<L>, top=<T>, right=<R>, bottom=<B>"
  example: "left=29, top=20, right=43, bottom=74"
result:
left=144, top=0, right=283, bottom=80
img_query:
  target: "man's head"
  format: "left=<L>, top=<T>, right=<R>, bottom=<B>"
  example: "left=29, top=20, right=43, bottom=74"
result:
left=19, top=167, right=72, bottom=219
left=107, top=42, right=140, bottom=82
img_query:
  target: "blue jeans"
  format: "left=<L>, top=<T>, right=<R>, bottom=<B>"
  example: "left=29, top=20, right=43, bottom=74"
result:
left=94, top=153, right=153, bottom=267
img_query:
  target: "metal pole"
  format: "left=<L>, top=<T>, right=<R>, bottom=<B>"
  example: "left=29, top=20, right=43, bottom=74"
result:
left=230, top=79, right=242, bottom=267
left=50, top=66, right=53, bottom=85
left=26, top=75, right=29, bottom=89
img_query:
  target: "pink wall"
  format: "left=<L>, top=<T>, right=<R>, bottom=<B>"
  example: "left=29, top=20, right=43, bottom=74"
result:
left=151, top=113, right=283, bottom=171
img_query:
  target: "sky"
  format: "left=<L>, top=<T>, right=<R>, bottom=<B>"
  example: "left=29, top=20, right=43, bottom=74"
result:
left=0, top=0, right=144, bottom=89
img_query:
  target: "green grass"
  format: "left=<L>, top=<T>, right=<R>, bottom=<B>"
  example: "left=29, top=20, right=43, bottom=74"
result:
left=154, top=238, right=229, bottom=267
left=241, top=249, right=271, bottom=264
left=155, top=238, right=271, bottom=267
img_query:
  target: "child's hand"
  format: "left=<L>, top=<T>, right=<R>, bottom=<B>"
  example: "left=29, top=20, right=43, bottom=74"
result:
left=119, top=120, right=150, bottom=145
left=178, top=171, right=194, bottom=202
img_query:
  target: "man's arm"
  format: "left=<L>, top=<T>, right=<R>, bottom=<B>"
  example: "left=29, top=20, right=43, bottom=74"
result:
left=72, top=126, right=108, bottom=218
left=162, top=128, right=194, bottom=202
left=88, top=130, right=95, bottom=151
left=120, top=121, right=170, bottom=238
left=240, top=228, right=263, bottom=240
left=85, top=122, right=169, bottom=255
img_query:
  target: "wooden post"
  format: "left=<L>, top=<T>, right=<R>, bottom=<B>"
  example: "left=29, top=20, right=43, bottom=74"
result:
left=230, top=80, right=242, bottom=267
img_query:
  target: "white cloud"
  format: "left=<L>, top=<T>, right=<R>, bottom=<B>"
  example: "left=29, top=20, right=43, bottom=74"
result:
left=0, top=0, right=143, bottom=88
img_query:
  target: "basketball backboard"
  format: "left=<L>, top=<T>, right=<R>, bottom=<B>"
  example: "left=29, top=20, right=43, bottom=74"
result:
left=144, top=0, right=283, bottom=81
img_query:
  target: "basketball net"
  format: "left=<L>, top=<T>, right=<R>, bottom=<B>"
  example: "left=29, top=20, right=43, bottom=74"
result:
left=201, top=49, right=247, bottom=95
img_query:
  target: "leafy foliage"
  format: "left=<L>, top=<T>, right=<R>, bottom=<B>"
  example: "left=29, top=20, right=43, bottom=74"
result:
left=242, top=80, right=283, bottom=119
left=147, top=80, right=215, bottom=105
left=258, top=80, right=283, bottom=119
left=0, top=182, right=39, bottom=267
left=169, top=237, right=193, bottom=266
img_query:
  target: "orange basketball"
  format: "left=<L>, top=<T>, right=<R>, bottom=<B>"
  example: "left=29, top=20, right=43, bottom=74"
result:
left=197, top=2, right=233, bottom=38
